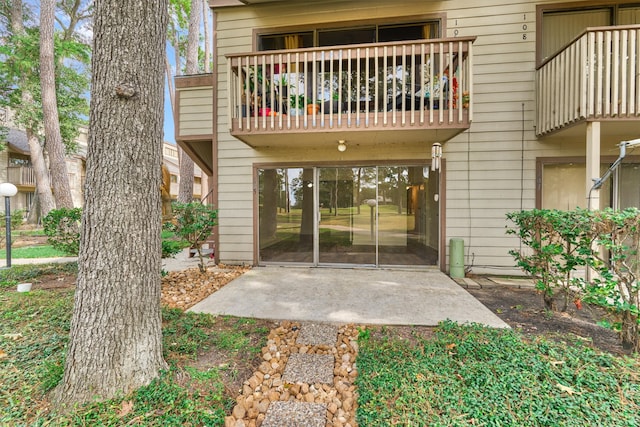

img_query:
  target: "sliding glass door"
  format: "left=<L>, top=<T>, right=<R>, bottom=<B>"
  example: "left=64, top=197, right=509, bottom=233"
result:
left=318, top=167, right=377, bottom=265
left=258, top=164, right=439, bottom=266
left=258, top=168, right=314, bottom=263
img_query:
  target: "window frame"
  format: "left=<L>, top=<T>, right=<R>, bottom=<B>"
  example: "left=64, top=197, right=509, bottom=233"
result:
left=536, top=155, right=640, bottom=209
left=253, top=13, right=446, bottom=51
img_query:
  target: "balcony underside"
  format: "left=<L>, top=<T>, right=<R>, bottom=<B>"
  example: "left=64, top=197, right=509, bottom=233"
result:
left=231, top=110, right=470, bottom=148
left=537, top=117, right=640, bottom=142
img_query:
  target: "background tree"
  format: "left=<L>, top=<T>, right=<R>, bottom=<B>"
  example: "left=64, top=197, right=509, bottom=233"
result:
left=177, top=0, right=200, bottom=202
left=0, top=0, right=90, bottom=219
left=41, top=0, right=74, bottom=208
left=54, top=0, right=169, bottom=404
left=2, top=0, right=55, bottom=217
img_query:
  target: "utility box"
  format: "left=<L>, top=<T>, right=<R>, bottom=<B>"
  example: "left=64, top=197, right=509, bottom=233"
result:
left=449, top=238, right=465, bottom=278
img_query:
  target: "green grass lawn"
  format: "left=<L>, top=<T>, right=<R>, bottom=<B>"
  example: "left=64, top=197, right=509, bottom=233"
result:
left=0, top=263, right=267, bottom=426
left=0, top=245, right=71, bottom=259
left=356, top=321, right=640, bottom=426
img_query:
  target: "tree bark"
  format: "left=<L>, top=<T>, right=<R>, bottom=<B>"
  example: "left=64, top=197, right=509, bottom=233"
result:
left=177, top=0, right=200, bottom=203
left=26, top=129, right=56, bottom=216
left=202, top=0, right=210, bottom=73
left=10, top=0, right=56, bottom=218
left=54, top=0, right=169, bottom=405
left=40, top=0, right=75, bottom=209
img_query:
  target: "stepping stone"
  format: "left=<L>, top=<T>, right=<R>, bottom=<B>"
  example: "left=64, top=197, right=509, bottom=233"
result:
left=283, top=353, right=334, bottom=384
left=297, top=322, right=338, bottom=346
left=261, top=401, right=327, bottom=427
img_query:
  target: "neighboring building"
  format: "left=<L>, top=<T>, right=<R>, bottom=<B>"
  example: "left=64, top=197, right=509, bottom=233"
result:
left=175, top=0, right=640, bottom=273
left=0, top=107, right=203, bottom=216
left=163, top=141, right=207, bottom=201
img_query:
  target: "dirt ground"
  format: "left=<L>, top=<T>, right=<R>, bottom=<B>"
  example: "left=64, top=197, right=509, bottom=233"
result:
left=464, top=276, right=628, bottom=356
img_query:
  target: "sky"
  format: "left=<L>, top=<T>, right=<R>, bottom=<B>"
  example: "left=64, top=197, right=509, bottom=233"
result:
left=164, top=77, right=176, bottom=145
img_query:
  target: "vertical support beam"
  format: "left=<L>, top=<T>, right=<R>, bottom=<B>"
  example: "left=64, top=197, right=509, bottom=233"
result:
left=586, top=121, right=601, bottom=210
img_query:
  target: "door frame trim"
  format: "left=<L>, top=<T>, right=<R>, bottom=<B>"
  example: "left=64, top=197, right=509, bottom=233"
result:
left=253, top=159, right=446, bottom=270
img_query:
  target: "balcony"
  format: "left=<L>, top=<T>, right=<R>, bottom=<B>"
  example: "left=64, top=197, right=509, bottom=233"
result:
left=7, top=166, right=35, bottom=187
left=226, top=37, right=475, bottom=148
left=536, top=25, right=640, bottom=138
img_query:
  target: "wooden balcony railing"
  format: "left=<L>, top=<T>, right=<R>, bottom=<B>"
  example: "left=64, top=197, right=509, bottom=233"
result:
left=226, top=37, right=474, bottom=143
left=7, top=166, right=35, bottom=186
left=537, top=25, right=640, bottom=137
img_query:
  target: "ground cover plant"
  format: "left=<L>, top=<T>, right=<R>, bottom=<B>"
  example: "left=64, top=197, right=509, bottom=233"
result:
left=356, top=321, right=640, bottom=426
left=0, top=263, right=272, bottom=426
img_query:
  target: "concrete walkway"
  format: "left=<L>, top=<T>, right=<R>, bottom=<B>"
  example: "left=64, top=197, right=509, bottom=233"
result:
left=189, top=266, right=509, bottom=328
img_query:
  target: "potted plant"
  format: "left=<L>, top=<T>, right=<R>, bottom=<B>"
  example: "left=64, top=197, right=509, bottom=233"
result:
left=462, top=91, right=470, bottom=109
left=306, top=99, right=320, bottom=115
left=289, top=93, right=305, bottom=116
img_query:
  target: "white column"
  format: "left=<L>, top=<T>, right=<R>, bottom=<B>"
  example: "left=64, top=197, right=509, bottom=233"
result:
left=585, top=121, right=601, bottom=210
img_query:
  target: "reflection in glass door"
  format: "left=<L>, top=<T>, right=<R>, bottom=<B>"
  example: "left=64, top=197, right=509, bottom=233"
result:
left=377, top=166, right=438, bottom=266
left=318, top=167, right=377, bottom=265
left=258, top=168, right=314, bottom=263
left=258, top=164, right=439, bottom=266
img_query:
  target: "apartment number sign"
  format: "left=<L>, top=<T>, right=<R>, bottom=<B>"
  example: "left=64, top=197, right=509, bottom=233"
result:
left=452, top=14, right=530, bottom=40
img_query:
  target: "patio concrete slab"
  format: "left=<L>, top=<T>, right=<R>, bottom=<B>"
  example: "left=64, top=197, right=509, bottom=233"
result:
left=189, top=267, right=509, bottom=328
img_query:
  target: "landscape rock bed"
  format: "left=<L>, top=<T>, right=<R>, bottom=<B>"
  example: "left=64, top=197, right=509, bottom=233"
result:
left=161, top=264, right=251, bottom=309
left=225, top=321, right=361, bottom=427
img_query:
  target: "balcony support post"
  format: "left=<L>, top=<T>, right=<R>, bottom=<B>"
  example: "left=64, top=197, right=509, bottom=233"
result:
left=585, top=121, right=601, bottom=210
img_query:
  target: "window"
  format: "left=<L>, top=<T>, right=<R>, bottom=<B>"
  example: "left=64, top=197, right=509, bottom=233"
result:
left=8, top=153, right=31, bottom=167
left=170, top=174, right=178, bottom=183
left=257, top=19, right=441, bottom=51
left=538, top=2, right=640, bottom=63
left=538, top=158, right=640, bottom=210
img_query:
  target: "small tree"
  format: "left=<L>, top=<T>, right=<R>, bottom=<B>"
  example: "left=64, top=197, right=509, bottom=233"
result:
left=506, top=209, right=593, bottom=311
left=165, top=201, right=217, bottom=273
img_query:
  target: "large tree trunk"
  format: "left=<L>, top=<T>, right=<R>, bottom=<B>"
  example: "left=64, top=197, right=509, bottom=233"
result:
left=177, top=0, right=200, bottom=203
left=54, top=0, right=169, bottom=405
left=40, top=0, right=74, bottom=209
left=26, top=129, right=56, bottom=216
left=10, top=0, right=55, bottom=219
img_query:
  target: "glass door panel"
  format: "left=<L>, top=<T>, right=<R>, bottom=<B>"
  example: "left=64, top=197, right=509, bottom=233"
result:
left=378, top=166, right=436, bottom=266
left=258, top=168, right=314, bottom=263
left=318, top=167, right=377, bottom=265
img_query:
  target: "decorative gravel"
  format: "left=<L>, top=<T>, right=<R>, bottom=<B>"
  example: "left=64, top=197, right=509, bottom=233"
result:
left=283, top=353, right=335, bottom=384
left=224, top=322, right=360, bottom=427
left=261, top=401, right=327, bottom=427
left=297, top=323, right=339, bottom=346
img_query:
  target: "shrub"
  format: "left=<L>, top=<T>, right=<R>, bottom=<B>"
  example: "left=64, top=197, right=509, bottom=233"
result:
left=42, top=208, right=82, bottom=256
left=585, top=208, right=640, bottom=352
left=164, top=202, right=217, bottom=273
left=507, top=207, right=640, bottom=352
left=506, top=209, right=593, bottom=311
left=161, top=239, right=184, bottom=259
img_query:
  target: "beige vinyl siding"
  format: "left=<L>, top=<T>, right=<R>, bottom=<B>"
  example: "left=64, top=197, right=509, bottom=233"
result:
left=178, top=87, right=213, bottom=136
left=213, top=0, right=614, bottom=271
